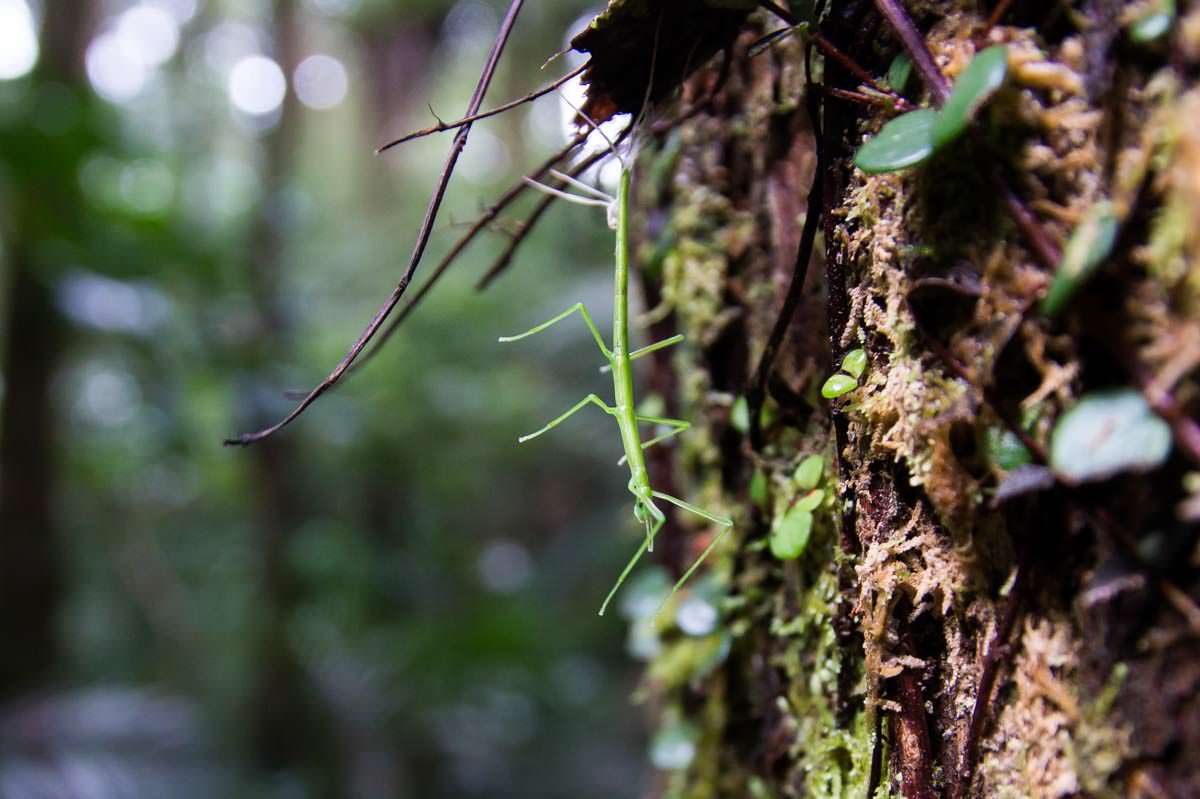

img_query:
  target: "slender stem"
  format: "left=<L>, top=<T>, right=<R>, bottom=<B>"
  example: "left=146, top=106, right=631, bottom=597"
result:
left=226, top=0, right=527, bottom=446
left=817, top=83, right=916, bottom=112
left=376, top=63, right=586, bottom=153
left=749, top=40, right=824, bottom=449
left=872, top=0, right=949, bottom=103
left=345, top=132, right=588, bottom=376
left=475, top=127, right=630, bottom=290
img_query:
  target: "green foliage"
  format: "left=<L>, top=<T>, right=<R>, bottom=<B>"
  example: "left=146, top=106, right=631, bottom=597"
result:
left=793, top=454, right=825, bottom=490
left=852, top=108, right=937, bottom=174
left=931, top=45, right=1009, bottom=148
left=1050, top=389, right=1172, bottom=483
left=854, top=45, right=1010, bottom=173
left=887, top=53, right=913, bottom=93
left=770, top=503, right=813, bottom=560
left=750, top=468, right=770, bottom=509
left=984, top=427, right=1033, bottom=471
left=1129, top=0, right=1176, bottom=42
left=840, top=348, right=867, bottom=379
left=821, top=373, right=859, bottom=399
left=1041, top=200, right=1120, bottom=315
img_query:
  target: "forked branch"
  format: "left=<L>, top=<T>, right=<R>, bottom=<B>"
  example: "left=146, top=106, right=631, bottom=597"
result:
left=376, top=63, right=587, bottom=153
left=226, top=0, right=528, bottom=446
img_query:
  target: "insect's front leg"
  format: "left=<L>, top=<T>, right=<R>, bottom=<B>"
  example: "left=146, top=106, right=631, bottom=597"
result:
left=517, top=394, right=613, bottom=443
left=498, top=301, right=612, bottom=361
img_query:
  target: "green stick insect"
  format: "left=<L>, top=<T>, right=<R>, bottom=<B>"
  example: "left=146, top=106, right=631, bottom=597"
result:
left=499, top=126, right=733, bottom=616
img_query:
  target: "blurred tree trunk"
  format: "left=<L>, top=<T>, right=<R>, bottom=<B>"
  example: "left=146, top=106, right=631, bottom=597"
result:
left=0, top=0, right=90, bottom=700
left=630, top=3, right=1200, bottom=797
left=235, top=0, right=339, bottom=791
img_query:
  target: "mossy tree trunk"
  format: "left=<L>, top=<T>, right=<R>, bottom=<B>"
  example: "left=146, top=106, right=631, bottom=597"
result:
left=621, top=2, right=1200, bottom=797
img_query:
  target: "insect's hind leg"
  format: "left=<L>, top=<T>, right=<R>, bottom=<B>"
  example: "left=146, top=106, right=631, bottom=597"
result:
left=617, top=415, right=690, bottom=466
left=599, top=510, right=666, bottom=617
left=650, top=490, right=733, bottom=527
left=645, top=490, right=735, bottom=612
left=518, top=393, right=612, bottom=443
left=498, top=301, right=611, bottom=360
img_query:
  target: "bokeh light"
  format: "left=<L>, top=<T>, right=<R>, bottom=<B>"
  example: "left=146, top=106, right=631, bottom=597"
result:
left=86, top=32, right=149, bottom=103
left=227, top=54, right=286, bottom=115
left=293, top=53, right=348, bottom=110
left=0, top=0, right=39, bottom=81
left=116, top=3, right=181, bottom=68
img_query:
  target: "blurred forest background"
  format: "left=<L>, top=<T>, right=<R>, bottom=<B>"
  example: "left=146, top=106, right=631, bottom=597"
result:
left=0, top=1, right=655, bottom=797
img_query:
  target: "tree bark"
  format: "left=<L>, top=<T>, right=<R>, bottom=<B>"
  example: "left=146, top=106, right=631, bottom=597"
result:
left=620, top=2, right=1200, bottom=796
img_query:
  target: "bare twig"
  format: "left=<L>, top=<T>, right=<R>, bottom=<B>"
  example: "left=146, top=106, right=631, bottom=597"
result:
left=348, top=132, right=589, bottom=375
left=872, top=0, right=950, bottom=103
left=226, top=0, right=527, bottom=446
left=476, top=134, right=626, bottom=290
left=758, top=1, right=902, bottom=100
left=958, top=566, right=1024, bottom=798
left=993, top=173, right=1061, bottom=270
left=748, top=41, right=824, bottom=450
left=816, top=83, right=917, bottom=112
left=985, top=0, right=1017, bottom=32
left=376, top=63, right=587, bottom=153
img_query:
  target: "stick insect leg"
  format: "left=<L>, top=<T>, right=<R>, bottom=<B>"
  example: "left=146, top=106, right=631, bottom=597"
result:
left=519, top=394, right=612, bottom=443
left=600, top=334, right=684, bottom=373
left=498, top=301, right=611, bottom=360
left=651, top=490, right=733, bottom=528
left=658, top=522, right=734, bottom=613
left=629, top=334, right=684, bottom=362
left=617, top=416, right=690, bottom=466
left=598, top=511, right=666, bottom=617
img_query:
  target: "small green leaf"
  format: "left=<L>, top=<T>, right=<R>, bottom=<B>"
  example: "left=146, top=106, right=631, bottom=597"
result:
left=821, top=373, right=859, bottom=399
left=1041, top=201, right=1119, bottom=316
left=795, top=488, right=825, bottom=513
left=1129, top=0, right=1175, bottom=42
left=769, top=507, right=812, bottom=560
left=984, top=427, right=1032, bottom=471
left=841, top=348, right=868, bottom=379
left=730, top=395, right=750, bottom=433
left=887, top=52, right=913, bottom=93
left=853, top=109, right=938, bottom=174
left=794, top=454, right=824, bottom=489
left=749, top=468, right=770, bottom=509
left=650, top=720, right=699, bottom=770
left=1050, top=389, right=1172, bottom=483
left=931, top=45, right=1009, bottom=149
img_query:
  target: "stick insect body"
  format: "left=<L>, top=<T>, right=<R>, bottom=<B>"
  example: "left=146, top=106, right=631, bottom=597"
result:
left=500, top=151, right=732, bottom=616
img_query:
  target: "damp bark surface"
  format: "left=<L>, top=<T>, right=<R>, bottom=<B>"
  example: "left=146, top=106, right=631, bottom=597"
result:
left=581, top=1, right=1200, bottom=796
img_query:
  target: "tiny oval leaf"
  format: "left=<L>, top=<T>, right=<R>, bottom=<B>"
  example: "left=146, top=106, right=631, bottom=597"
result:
left=931, top=45, right=1009, bottom=149
left=1049, top=389, right=1172, bottom=483
left=769, top=508, right=813, bottom=560
left=1041, top=200, right=1119, bottom=316
left=853, top=109, right=938, bottom=174
left=984, top=427, right=1033, bottom=471
left=821, top=373, right=859, bottom=399
left=841, top=348, right=868, bottom=379
left=887, top=52, right=913, bottom=93
left=794, top=454, right=824, bottom=489
left=795, top=488, right=825, bottom=513
left=1129, top=0, right=1175, bottom=42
